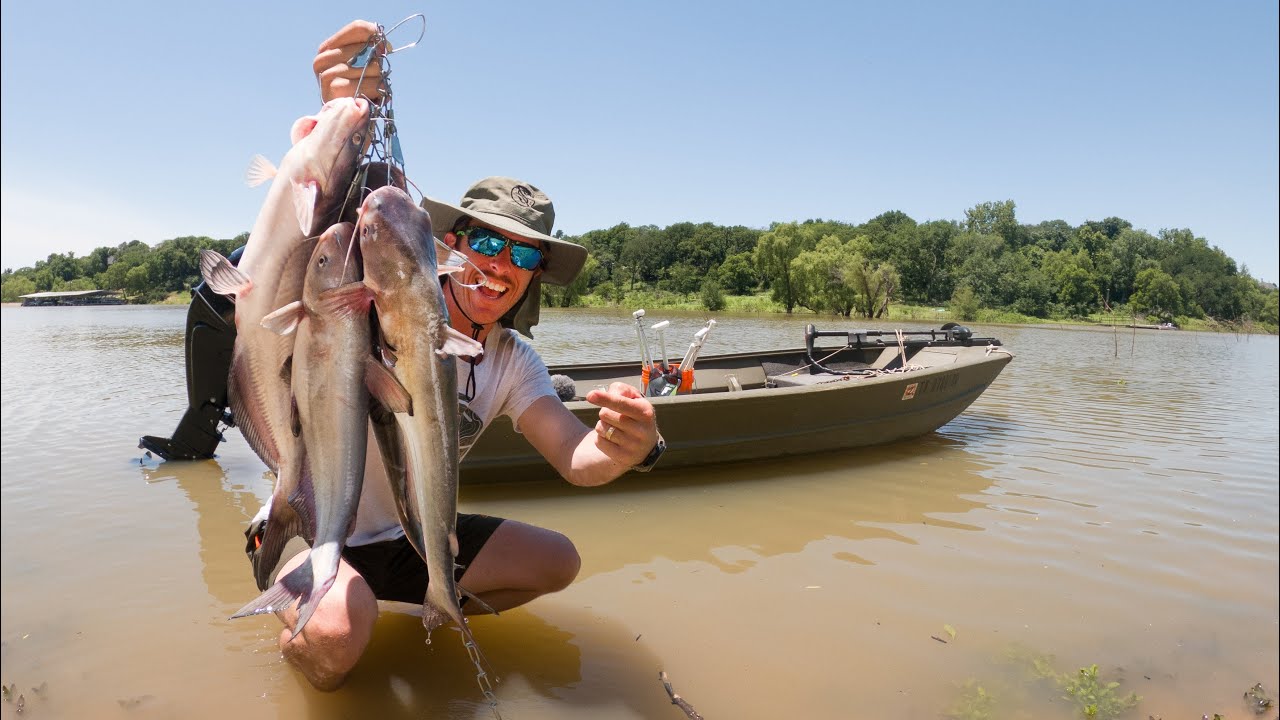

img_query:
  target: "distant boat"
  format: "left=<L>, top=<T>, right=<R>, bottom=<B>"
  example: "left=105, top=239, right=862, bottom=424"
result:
left=462, top=323, right=1014, bottom=483
left=1126, top=322, right=1179, bottom=330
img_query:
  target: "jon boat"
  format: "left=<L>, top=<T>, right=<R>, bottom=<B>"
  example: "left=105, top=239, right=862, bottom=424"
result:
left=461, top=324, right=1013, bottom=483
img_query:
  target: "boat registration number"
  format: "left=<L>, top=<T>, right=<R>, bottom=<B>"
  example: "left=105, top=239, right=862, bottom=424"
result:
left=902, top=372, right=959, bottom=401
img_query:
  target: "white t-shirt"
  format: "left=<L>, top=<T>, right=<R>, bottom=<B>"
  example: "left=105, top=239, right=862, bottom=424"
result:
left=252, top=327, right=556, bottom=546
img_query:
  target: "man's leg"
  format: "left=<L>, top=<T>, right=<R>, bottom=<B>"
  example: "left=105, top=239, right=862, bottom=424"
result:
left=456, top=519, right=582, bottom=614
left=273, top=550, right=379, bottom=691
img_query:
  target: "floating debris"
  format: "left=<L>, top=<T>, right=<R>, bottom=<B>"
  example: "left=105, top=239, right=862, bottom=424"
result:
left=118, top=694, right=157, bottom=710
left=1244, top=682, right=1274, bottom=714
left=660, top=671, right=703, bottom=720
left=31, top=681, right=47, bottom=699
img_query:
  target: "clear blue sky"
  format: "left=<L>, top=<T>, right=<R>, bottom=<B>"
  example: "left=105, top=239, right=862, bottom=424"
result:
left=3, top=1, right=1277, bottom=282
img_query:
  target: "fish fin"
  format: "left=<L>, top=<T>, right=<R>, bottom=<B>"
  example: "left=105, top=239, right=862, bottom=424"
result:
left=279, top=355, right=293, bottom=385
left=293, top=180, right=318, bottom=235
left=231, top=559, right=311, bottom=619
left=290, top=115, right=318, bottom=145
left=316, top=281, right=372, bottom=319
left=199, top=249, right=252, bottom=298
left=245, top=154, right=277, bottom=187
left=287, top=463, right=317, bottom=538
left=364, top=356, right=412, bottom=414
left=458, top=585, right=500, bottom=616
left=422, top=603, right=450, bottom=637
left=252, top=495, right=303, bottom=591
left=438, top=326, right=485, bottom=358
left=379, top=342, right=398, bottom=368
left=261, top=301, right=304, bottom=335
left=290, top=571, right=336, bottom=641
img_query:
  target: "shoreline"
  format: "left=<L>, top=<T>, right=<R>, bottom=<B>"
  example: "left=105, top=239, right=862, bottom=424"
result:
left=4, top=298, right=1273, bottom=335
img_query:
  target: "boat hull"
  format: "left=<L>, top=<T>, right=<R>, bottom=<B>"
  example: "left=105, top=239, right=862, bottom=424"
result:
left=461, top=341, right=1012, bottom=484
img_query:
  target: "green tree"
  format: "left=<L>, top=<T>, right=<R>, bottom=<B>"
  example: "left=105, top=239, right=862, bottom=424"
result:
left=1041, top=249, right=1100, bottom=315
left=949, top=284, right=980, bottom=321
left=1026, top=219, right=1073, bottom=252
left=717, top=251, right=758, bottom=295
left=847, top=258, right=900, bottom=319
left=890, top=220, right=955, bottom=303
left=54, top=277, right=97, bottom=292
left=964, top=200, right=1023, bottom=246
left=997, top=248, right=1052, bottom=317
left=1, top=275, right=36, bottom=302
left=620, top=225, right=668, bottom=286
left=1130, top=267, right=1182, bottom=319
left=541, top=255, right=595, bottom=308
left=125, top=264, right=151, bottom=299
left=663, top=262, right=702, bottom=297
left=947, top=231, right=1006, bottom=305
left=754, top=222, right=821, bottom=313
left=792, top=236, right=864, bottom=316
left=700, top=276, right=726, bottom=311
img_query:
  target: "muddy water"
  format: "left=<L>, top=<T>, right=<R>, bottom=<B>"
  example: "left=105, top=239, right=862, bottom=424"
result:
left=1, top=305, right=1276, bottom=719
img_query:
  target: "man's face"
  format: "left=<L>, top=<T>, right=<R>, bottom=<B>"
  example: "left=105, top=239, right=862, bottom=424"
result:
left=445, top=221, right=544, bottom=326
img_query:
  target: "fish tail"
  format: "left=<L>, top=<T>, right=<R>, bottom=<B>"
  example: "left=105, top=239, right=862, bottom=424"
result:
left=231, top=557, right=312, bottom=621
left=290, top=566, right=337, bottom=641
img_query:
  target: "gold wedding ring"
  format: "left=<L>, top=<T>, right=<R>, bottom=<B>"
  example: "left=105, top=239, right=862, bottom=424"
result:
left=605, top=425, right=615, bottom=441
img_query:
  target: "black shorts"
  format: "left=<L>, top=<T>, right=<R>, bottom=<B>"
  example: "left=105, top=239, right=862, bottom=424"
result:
left=340, top=513, right=505, bottom=604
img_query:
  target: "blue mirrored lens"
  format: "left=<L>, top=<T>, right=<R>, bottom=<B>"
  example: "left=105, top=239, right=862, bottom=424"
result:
left=465, top=228, right=543, bottom=271
left=508, top=244, right=543, bottom=270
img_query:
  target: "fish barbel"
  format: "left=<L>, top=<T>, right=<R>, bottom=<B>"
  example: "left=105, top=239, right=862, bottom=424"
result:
left=200, top=97, right=370, bottom=589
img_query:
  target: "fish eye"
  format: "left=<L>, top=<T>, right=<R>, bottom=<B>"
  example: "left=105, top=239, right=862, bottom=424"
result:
left=317, top=255, right=328, bottom=267
left=352, top=132, right=365, bottom=146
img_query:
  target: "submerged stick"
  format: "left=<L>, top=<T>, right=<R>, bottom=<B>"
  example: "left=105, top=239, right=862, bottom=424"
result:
left=659, top=671, right=704, bottom=720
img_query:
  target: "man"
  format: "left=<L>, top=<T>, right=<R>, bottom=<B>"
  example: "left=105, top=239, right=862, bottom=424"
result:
left=256, top=21, right=664, bottom=691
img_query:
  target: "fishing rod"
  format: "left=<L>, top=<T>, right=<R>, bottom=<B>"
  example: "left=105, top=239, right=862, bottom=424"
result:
left=646, top=320, right=680, bottom=397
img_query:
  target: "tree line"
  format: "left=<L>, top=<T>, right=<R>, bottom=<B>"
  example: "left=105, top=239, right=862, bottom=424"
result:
left=4, top=201, right=1276, bottom=331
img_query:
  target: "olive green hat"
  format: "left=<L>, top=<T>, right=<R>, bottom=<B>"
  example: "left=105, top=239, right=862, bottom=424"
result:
left=420, top=177, right=587, bottom=286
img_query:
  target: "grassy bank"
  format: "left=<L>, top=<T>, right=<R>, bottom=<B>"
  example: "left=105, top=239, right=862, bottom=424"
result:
left=568, top=290, right=1278, bottom=334
left=138, top=289, right=1275, bottom=334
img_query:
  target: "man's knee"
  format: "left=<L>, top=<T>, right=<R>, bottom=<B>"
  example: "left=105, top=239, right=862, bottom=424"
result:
left=546, top=532, right=582, bottom=592
left=275, top=556, right=379, bottom=688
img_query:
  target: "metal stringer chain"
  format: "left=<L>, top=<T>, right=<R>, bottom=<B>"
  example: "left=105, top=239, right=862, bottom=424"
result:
left=339, top=14, right=426, bottom=210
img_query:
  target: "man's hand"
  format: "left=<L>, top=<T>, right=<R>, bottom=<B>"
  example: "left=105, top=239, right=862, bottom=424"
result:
left=314, top=20, right=389, bottom=103
left=585, top=383, right=661, bottom=467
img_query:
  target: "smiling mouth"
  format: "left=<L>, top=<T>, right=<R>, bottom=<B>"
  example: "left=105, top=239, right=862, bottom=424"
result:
left=478, top=277, right=509, bottom=296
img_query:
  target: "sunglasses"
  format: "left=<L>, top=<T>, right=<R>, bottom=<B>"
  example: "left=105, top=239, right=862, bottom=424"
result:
left=456, top=226, right=545, bottom=271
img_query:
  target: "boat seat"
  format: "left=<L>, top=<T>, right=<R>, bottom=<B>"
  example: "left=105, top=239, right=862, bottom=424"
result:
left=767, top=373, right=854, bottom=388
left=693, top=366, right=767, bottom=392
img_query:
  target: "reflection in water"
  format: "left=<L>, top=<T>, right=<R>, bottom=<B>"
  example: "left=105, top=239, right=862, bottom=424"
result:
left=140, top=458, right=271, bottom=608
left=297, top=606, right=684, bottom=719
left=463, top=432, right=995, bottom=578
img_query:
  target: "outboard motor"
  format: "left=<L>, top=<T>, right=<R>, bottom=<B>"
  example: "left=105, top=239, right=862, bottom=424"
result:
left=138, top=247, right=241, bottom=460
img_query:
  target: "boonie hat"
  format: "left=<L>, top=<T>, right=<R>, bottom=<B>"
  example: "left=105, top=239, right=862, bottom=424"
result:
left=421, top=177, right=587, bottom=286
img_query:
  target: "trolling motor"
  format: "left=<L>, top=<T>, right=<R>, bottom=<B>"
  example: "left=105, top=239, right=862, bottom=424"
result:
left=138, top=248, right=241, bottom=460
